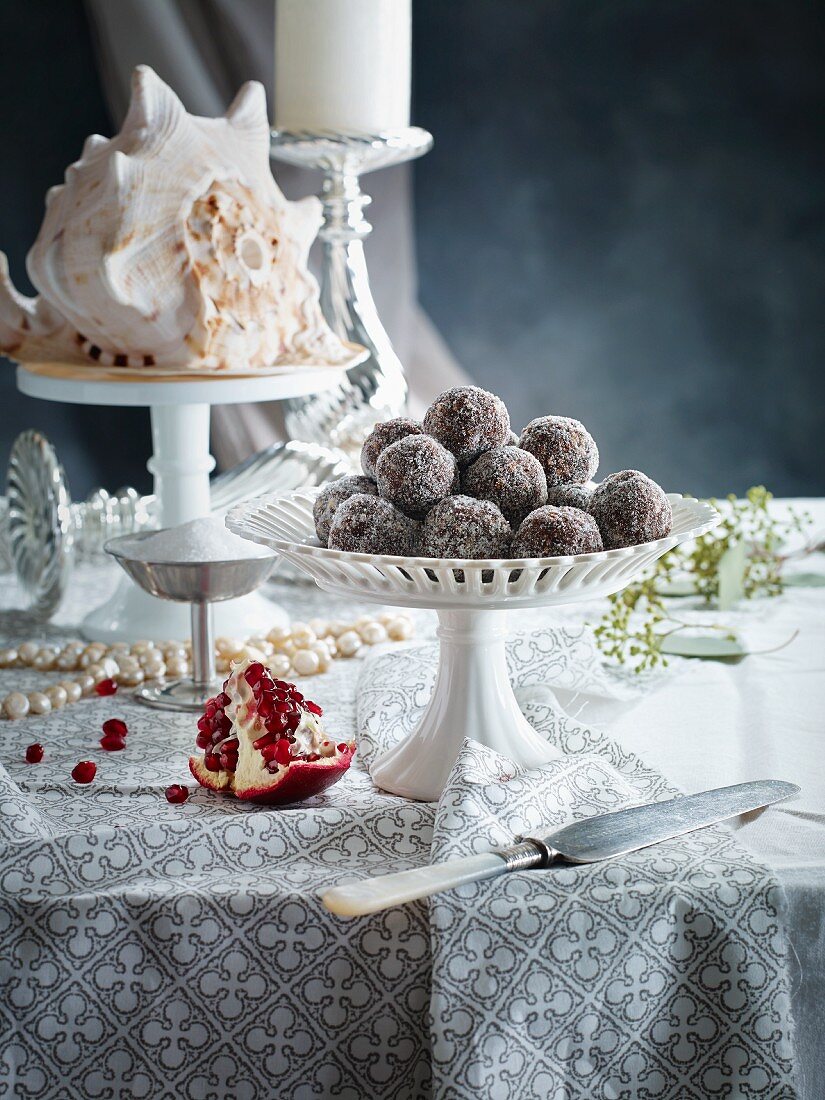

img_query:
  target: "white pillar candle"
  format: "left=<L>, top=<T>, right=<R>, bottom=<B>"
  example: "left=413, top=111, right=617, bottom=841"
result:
left=275, top=0, right=412, bottom=133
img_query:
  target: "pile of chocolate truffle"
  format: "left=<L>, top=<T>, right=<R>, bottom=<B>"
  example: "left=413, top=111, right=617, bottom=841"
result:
left=313, top=386, right=673, bottom=561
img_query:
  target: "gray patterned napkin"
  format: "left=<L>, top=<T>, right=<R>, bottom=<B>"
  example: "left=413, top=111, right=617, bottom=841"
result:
left=0, top=622, right=796, bottom=1099
left=359, top=631, right=797, bottom=1099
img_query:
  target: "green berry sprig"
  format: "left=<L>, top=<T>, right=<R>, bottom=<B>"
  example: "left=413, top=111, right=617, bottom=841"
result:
left=592, top=487, right=817, bottom=672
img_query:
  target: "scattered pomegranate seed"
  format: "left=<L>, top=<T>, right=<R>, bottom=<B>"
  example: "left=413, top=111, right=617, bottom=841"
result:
left=95, top=679, right=118, bottom=697
left=25, top=743, right=44, bottom=764
left=102, top=718, right=128, bottom=739
left=165, top=784, right=189, bottom=804
left=100, top=734, right=126, bottom=752
left=304, top=700, right=323, bottom=716
left=71, top=761, right=97, bottom=784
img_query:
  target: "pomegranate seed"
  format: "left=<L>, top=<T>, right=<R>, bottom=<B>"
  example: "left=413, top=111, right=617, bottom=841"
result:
left=273, top=739, right=292, bottom=766
left=261, top=743, right=280, bottom=761
left=204, top=754, right=221, bottom=772
left=304, top=701, right=323, bottom=716
left=217, top=692, right=230, bottom=708
left=205, top=702, right=217, bottom=719
left=102, top=718, right=128, bottom=739
left=274, top=680, right=290, bottom=690
left=197, top=716, right=211, bottom=732
left=257, top=696, right=274, bottom=718
left=290, top=691, right=304, bottom=703
left=286, top=712, right=301, bottom=732
left=25, top=743, right=44, bottom=764
left=72, top=761, right=96, bottom=783
left=265, top=713, right=288, bottom=735
left=100, top=734, right=126, bottom=751
left=165, top=784, right=189, bottom=804
left=244, top=662, right=265, bottom=686
left=95, top=679, right=117, bottom=696
left=337, top=744, right=349, bottom=754
left=306, top=753, right=320, bottom=762
left=196, top=731, right=211, bottom=749
left=253, top=732, right=278, bottom=750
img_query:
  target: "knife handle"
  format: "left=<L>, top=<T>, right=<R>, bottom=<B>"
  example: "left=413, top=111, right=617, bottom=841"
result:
left=321, top=843, right=543, bottom=918
left=321, top=853, right=508, bottom=917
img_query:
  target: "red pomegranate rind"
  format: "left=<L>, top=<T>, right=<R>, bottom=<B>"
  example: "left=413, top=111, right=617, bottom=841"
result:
left=189, top=659, right=354, bottom=805
left=231, top=750, right=353, bottom=805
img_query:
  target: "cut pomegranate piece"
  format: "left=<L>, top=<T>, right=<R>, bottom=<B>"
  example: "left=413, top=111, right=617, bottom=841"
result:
left=102, top=718, right=128, bottom=739
left=95, top=679, right=118, bottom=696
left=25, top=743, right=44, bottom=764
left=72, top=761, right=97, bottom=784
left=189, top=659, right=354, bottom=805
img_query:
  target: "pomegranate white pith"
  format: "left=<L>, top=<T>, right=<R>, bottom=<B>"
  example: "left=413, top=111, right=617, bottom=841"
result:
left=189, top=658, right=354, bottom=804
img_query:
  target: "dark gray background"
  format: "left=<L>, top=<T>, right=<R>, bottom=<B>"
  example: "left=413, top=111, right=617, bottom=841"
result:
left=1, top=0, right=823, bottom=498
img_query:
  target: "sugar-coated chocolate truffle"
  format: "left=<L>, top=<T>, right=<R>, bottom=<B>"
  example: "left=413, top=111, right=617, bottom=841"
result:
left=423, top=385, right=510, bottom=465
left=511, top=505, right=603, bottom=557
left=360, top=417, right=424, bottom=479
left=519, top=415, right=599, bottom=488
left=463, top=445, right=547, bottom=526
left=545, top=482, right=594, bottom=510
left=313, top=475, right=378, bottom=545
left=589, top=470, right=672, bottom=549
left=375, top=434, right=459, bottom=519
left=327, top=494, right=420, bottom=556
left=421, top=495, right=512, bottom=559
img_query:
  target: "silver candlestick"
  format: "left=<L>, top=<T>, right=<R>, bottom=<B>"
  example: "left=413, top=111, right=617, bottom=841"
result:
left=271, top=127, right=433, bottom=456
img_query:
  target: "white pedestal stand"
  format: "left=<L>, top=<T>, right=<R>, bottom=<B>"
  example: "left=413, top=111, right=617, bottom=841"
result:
left=17, top=366, right=342, bottom=643
left=227, top=488, right=720, bottom=801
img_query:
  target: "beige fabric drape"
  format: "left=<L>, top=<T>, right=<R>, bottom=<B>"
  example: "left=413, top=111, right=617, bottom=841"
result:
left=84, top=0, right=467, bottom=469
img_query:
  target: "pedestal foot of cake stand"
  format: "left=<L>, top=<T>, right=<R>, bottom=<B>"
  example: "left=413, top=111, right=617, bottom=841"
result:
left=82, top=577, right=288, bottom=643
left=370, top=609, right=560, bottom=802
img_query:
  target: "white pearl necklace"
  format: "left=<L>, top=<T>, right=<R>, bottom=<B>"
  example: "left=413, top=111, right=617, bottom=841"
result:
left=0, top=612, right=414, bottom=720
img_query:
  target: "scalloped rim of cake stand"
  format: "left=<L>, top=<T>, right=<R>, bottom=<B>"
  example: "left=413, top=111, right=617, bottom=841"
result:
left=225, top=489, right=720, bottom=610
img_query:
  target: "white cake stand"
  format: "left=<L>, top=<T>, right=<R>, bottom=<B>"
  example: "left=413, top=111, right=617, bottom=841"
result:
left=227, top=488, right=720, bottom=801
left=17, top=365, right=345, bottom=643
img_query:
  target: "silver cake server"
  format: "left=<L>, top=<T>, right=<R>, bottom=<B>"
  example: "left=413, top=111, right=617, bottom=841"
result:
left=321, top=780, right=799, bottom=917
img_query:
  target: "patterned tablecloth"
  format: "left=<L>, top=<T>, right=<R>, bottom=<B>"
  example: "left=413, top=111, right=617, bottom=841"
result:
left=0, top=552, right=817, bottom=1100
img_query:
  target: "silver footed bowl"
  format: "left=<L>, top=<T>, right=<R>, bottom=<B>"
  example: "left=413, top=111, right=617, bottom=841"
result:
left=104, top=531, right=276, bottom=603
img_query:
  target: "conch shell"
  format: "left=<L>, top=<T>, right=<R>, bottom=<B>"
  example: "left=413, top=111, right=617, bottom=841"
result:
left=0, top=66, right=359, bottom=374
